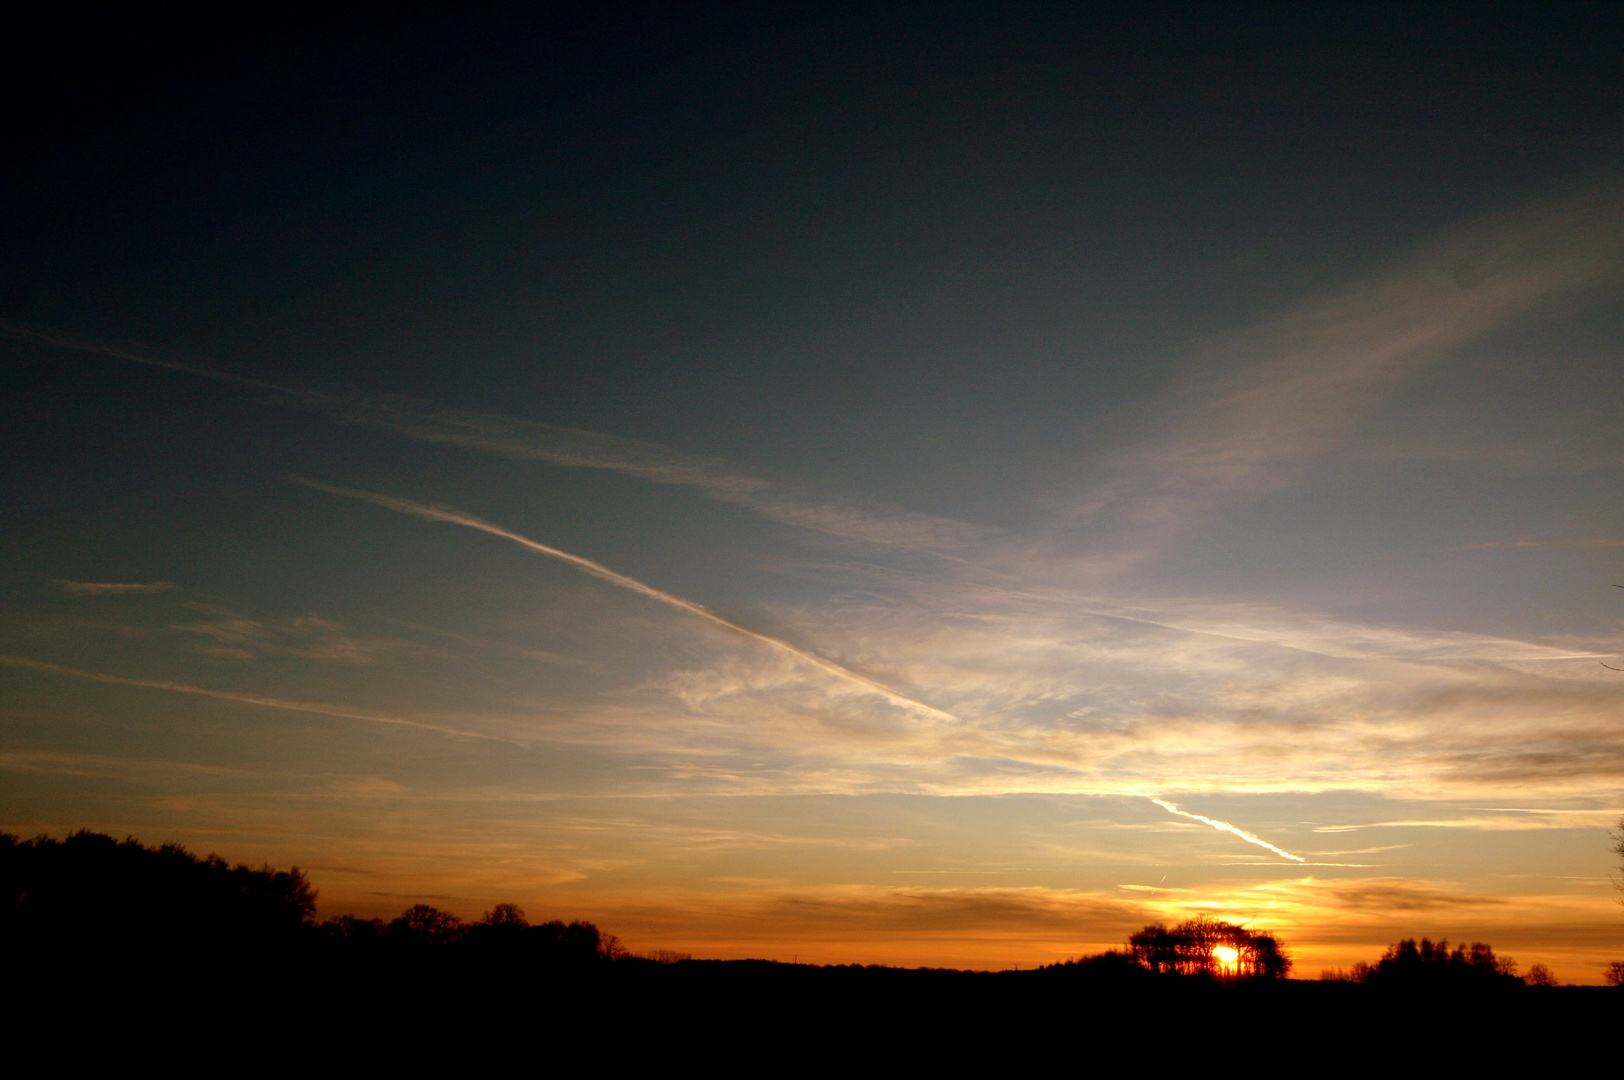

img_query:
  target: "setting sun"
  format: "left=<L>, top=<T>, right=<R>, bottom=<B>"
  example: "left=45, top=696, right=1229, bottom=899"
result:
left=1213, top=946, right=1240, bottom=971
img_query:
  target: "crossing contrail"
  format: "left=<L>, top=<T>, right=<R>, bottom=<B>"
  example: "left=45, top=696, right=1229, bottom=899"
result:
left=298, top=479, right=959, bottom=725
left=1149, top=797, right=1305, bottom=862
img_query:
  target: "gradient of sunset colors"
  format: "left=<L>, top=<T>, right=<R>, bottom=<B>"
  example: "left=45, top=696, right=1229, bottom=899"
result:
left=3, top=6, right=1623, bottom=981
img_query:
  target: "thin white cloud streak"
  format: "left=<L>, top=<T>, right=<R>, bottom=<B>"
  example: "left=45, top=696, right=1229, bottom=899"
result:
left=0, top=654, right=509, bottom=743
left=167, top=605, right=405, bottom=664
left=1313, top=811, right=1624, bottom=832
left=321, top=398, right=994, bottom=552
left=53, top=580, right=178, bottom=596
left=1116, top=605, right=1616, bottom=667
left=1146, top=798, right=1305, bottom=862
left=935, top=582, right=1613, bottom=666
left=397, top=621, right=588, bottom=668
left=0, top=321, right=295, bottom=394
left=0, top=748, right=249, bottom=779
left=296, top=479, right=961, bottom=726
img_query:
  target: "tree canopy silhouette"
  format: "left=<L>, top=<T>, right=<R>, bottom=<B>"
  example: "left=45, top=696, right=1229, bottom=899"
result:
left=1127, top=915, right=1290, bottom=979
left=1342, top=937, right=1522, bottom=988
left=0, top=829, right=315, bottom=955
left=2, top=829, right=631, bottom=983
left=316, top=899, right=622, bottom=968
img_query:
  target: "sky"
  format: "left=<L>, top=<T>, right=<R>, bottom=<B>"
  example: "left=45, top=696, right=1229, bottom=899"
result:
left=3, top=4, right=1623, bottom=980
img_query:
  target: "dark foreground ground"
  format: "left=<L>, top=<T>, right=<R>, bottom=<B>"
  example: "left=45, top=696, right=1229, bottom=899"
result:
left=7, top=947, right=1613, bottom=1065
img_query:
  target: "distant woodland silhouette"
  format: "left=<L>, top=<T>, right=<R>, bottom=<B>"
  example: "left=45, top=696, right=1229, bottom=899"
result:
left=1, top=828, right=315, bottom=957
left=321, top=899, right=624, bottom=966
left=0, top=830, right=624, bottom=971
left=4, top=827, right=1620, bottom=1047
left=1322, top=937, right=1525, bottom=988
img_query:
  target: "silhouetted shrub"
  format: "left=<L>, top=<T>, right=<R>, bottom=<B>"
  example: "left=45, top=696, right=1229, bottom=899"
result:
left=480, top=902, right=528, bottom=928
left=391, top=903, right=466, bottom=946
left=643, top=949, right=692, bottom=964
left=1524, top=963, right=1557, bottom=987
left=321, top=913, right=387, bottom=942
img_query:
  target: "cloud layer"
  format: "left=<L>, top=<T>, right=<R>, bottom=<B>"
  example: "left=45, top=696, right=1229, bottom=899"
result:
left=6, top=180, right=1624, bottom=978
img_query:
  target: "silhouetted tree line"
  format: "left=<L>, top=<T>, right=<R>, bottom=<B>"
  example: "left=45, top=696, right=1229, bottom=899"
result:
left=1327, top=937, right=1524, bottom=988
left=1034, top=948, right=1152, bottom=981
left=0, top=831, right=621, bottom=970
left=10, top=829, right=1619, bottom=1004
left=1037, top=916, right=1290, bottom=982
left=1126, top=915, right=1291, bottom=978
left=319, top=900, right=625, bottom=966
left=1, top=829, right=315, bottom=955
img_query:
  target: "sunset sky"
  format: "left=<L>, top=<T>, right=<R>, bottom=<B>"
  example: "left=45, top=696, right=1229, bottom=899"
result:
left=4, top=5, right=1623, bottom=981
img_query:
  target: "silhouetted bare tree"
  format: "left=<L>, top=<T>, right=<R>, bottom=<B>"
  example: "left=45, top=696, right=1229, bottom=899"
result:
left=480, top=902, right=529, bottom=928
left=1611, top=817, right=1624, bottom=904
left=1524, top=963, right=1556, bottom=987
left=391, top=903, right=465, bottom=946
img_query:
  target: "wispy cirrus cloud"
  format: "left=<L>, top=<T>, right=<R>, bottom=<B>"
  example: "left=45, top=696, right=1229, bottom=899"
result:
left=12, top=182, right=1618, bottom=580
left=1314, top=809, right=1624, bottom=833
left=53, top=580, right=178, bottom=596
left=168, top=604, right=407, bottom=664
left=0, top=748, right=247, bottom=780
left=0, top=654, right=511, bottom=743
left=318, top=396, right=995, bottom=552
left=1051, top=178, right=1624, bottom=559
left=1, top=320, right=988, bottom=554
left=658, top=579, right=1624, bottom=800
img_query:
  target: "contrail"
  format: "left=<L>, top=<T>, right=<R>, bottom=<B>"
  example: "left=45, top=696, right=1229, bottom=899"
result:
left=10, top=322, right=962, bottom=724
left=1149, top=797, right=1305, bottom=862
left=3, top=320, right=982, bottom=554
left=297, top=479, right=959, bottom=725
left=0, top=654, right=508, bottom=743
left=0, top=320, right=299, bottom=395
